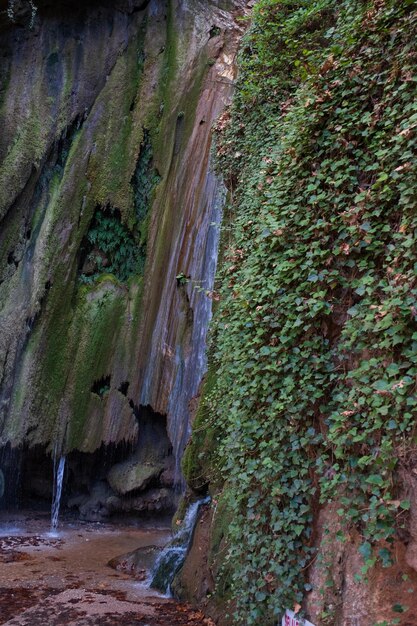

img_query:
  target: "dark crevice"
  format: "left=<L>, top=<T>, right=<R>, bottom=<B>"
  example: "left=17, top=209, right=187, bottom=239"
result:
left=25, top=316, right=35, bottom=332
left=173, top=112, right=185, bottom=156
left=7, top=251, right=19, bottom=267
left=118, top=381, right=130, bottom=396
left=129, top=0, right=152, bottom=15
left=91, top=375, right=111, bottom=397
left=0, top=441, right=135, bottom=511
left=209, top=25, right=221, bottom=39
left=127, top=402, right=173, bottom=458
left=0, top=409, right=176, bottom=521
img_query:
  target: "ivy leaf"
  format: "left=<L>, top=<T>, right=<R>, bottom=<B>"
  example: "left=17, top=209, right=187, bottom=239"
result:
left=366, top=475, right=384, bottom=486
left=359, top=541, right=372, bottom=561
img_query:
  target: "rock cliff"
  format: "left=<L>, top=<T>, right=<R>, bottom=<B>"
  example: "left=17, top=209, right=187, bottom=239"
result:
left=0, top=0, right=246, bottom=513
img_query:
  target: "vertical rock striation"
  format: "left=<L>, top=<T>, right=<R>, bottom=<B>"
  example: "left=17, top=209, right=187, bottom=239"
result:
left=0, top=0, right=246, bottom=476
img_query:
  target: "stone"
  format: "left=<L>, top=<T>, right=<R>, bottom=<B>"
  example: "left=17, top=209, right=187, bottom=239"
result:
left=107, top=459, right=164, bottom=496
left=68, top=480, right=114, bottom=522
left=108, top=545, right=161, bottom=579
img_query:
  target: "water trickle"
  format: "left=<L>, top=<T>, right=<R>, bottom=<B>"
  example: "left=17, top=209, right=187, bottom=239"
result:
left=51, top=455, right=66, bottom=531
left=150, top=496, right=210, bottom=595
left=140, top=166, right=225, bottom=490
left=168, top=176, right=225, bottom=489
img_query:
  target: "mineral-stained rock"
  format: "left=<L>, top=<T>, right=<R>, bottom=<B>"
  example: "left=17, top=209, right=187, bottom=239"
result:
left=160, top=459, right=176, bottom=487
left=107, top=457, right=164, bottom=496
left=114, top=487, right=174, bottom=514
left=108, top=544, right=161, bottom=580
left=68, top=480, right=115, bottom=521
left=0, top=0, right=246, bottom=473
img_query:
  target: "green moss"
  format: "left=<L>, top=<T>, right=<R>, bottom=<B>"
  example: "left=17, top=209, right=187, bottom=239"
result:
left=133, top=129, right=161, bottom=224
left=171, top=496, right=189, bottom=532
left=57, top=57, right=75, bottom=131
left=0, top=60, right=11, bottom=117
left=0, top=112, right=45, bottom=217
left=0, top=210, right=24, bottom=293
left=208, top=491, right=232, bottom=563
left=182, top=367, right=221, bottom=492
left=16, top=278, right=127, bottom=448
left=86, top=27, right=147, bottom=223
left=67, top=284, right=127, bottom=448
left=158, top=0, right=178, bottom=112
left=9, top=278, right=76, bottom=444
left=1, top=0, right=225, bottom=462
left=35, top=286, right=74, bottom=409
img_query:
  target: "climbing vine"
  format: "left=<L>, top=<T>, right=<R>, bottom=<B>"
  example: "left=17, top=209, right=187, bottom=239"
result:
left=204, top=0, right=417, bottom=623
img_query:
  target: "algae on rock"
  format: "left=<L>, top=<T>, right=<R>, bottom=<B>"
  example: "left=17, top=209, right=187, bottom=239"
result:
left=0, top=0, right=246, bottom=470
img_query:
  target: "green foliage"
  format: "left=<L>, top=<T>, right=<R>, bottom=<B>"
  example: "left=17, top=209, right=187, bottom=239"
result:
left=133, top=130, right=161, bottom=226
left=80, top=209, right=143, bottom=284
left=237, top=0, right=335, bottom=103
left=80, top=131, right=159, bottom=285
left=203, top=0, right=417, bottom=623
left=182, top=368, right=223, bottom=492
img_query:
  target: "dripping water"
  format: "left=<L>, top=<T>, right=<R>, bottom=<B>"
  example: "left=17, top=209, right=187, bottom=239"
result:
left=150, top=496, right=210, bottom=595
left=167, top=173, right=225, bottom=489
left=51, top=455, right=66, bottom=531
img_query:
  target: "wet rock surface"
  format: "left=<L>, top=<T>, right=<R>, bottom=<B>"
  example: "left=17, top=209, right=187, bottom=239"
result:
left=0, top=512, right=213, bottom=625
left=108, top=460, right=164, bottom=496
left=108, top=544, right=161, bottom=581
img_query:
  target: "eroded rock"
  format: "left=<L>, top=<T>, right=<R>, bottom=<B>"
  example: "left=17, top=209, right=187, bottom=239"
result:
left=68, top=480, right=114, bottom=521
left=107, top=457, right=164, bottom=495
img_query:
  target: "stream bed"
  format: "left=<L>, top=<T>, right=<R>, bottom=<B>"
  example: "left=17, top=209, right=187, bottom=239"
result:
left=0, top=511, right=213, bottom=625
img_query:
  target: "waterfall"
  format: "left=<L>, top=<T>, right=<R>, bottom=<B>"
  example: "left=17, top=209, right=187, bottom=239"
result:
left=140, top=167, right=225, bottom=489
left=168, top=175, right=225, bottom=488
left=150, top=496, right=210, bottom=595
left=51, top=455, right=66, bottom=531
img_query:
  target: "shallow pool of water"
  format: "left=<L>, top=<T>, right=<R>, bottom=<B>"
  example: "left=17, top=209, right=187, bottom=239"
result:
left=0, top=511, right=212, bottom=626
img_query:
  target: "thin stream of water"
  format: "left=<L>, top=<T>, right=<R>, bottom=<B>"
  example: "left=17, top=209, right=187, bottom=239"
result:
left=51, top=456, right=66, bottom=531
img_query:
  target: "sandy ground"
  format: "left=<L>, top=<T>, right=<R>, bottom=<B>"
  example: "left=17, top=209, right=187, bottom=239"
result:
left=0, top=511, right=214, bottom=626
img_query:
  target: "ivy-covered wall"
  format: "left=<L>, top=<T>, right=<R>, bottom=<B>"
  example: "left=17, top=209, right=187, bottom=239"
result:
left=182, top=1, right=417, bottom=624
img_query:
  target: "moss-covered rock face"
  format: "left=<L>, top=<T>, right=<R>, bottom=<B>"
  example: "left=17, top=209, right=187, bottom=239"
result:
left=0, top=0, right=246, bottom=454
